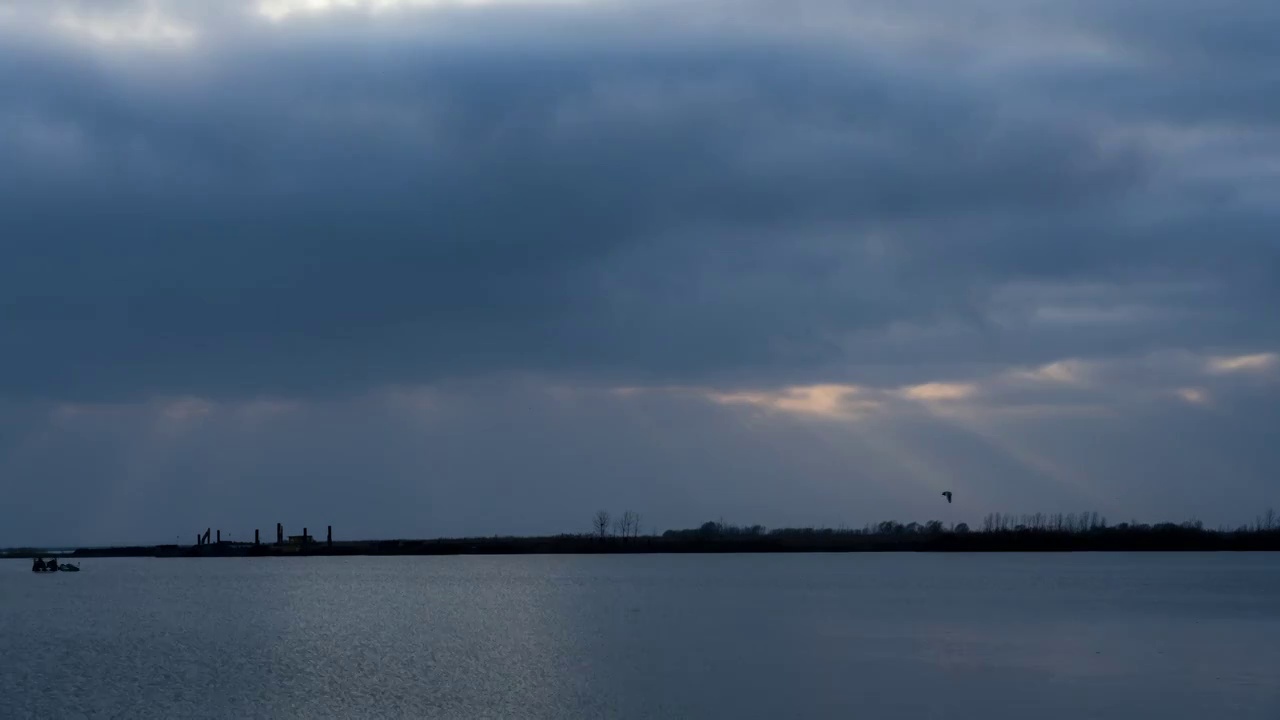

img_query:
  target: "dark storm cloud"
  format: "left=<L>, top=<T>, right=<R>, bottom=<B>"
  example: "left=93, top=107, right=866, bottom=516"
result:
left=4, top=0, right=1275, bottom=401
left=2, top=0, right=1279, bottom=545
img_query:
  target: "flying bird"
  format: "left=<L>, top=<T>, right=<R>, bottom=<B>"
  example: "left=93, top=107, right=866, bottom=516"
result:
left=941, top=491, right=952, bottom=504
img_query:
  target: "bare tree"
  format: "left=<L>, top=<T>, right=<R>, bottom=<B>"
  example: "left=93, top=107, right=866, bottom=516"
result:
left=594, top=510, right=611, bottom=540
left=614, top=511, right=641, bottom=539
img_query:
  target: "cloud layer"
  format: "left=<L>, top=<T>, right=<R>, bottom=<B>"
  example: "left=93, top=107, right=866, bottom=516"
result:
left=1, top=0, right=1277, bottom=543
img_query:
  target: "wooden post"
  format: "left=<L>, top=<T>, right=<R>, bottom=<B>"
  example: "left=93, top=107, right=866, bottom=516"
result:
left=255, top=529, right=260, bottom=545
left=216, top=529, right=221, bottom=544
left=327, top=525, right=332, bottom=547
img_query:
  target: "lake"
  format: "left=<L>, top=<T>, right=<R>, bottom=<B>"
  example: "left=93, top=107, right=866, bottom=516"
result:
left=2, top=553, right=1278, bottom=718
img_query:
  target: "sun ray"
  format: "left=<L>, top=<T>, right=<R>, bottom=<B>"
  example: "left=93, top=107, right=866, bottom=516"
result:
left=921, top=404, right=1111, bottom=511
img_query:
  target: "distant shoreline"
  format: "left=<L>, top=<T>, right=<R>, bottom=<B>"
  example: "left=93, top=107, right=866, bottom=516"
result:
left=10, top=514, right=1280, bottom=559
left=6, top=530, right=1280, bottom=559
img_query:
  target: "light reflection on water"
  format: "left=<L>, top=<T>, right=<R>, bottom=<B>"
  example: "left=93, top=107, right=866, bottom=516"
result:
left=1, top=553, right=1278, bottom=719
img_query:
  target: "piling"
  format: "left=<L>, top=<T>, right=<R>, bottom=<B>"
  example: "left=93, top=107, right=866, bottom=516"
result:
left=255, top=529, right=260, bottom=545
left=303, top=527, right=308, bottom=544
left=277, top=523, right=283, bottom=544
left=216, top=529, right=221, bottom=544
left=327, top=525, right=332, bottom=547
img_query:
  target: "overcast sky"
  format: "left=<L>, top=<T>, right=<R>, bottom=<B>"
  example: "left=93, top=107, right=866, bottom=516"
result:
left=1, top=0, right=1277, bottom=546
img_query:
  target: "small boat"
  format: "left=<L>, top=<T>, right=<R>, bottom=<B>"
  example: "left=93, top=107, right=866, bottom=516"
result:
left=31, top=557, right=74, bottom=572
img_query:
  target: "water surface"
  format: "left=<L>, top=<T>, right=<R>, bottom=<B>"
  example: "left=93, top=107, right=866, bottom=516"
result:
left=3, top=553, right=1278, bottom=718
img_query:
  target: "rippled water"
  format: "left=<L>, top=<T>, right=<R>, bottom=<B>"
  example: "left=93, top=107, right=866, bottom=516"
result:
left=2, top=553, right=1278, bottom=719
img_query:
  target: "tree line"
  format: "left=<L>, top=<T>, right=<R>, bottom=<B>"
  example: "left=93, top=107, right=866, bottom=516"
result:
left=646, top=509, right=1280, bottom=540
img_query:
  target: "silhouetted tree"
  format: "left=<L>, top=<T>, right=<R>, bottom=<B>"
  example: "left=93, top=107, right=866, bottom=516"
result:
left=615, top=511, right=640, bottom=539
left=954, top=523, right=970, bottom=534
left=594, top=510, right=611, bottom=540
